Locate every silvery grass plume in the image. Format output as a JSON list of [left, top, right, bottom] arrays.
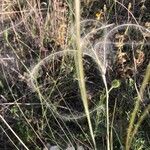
[[80, 20, 114, 74], [28, 19, 115, 150], [27, 20, 150, 150]]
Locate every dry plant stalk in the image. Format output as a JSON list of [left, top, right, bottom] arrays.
[[50, 0, 68, 48], [0, 0, 16, 21]]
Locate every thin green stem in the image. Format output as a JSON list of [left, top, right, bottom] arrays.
[[102, 75, 110, 150]]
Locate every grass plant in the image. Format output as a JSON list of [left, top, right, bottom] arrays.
[[0, 0, 150, 149]]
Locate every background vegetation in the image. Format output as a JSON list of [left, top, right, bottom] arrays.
[[0, 0, 150, 149]]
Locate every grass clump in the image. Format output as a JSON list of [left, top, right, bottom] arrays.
[[0, 0, 150, 149]]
